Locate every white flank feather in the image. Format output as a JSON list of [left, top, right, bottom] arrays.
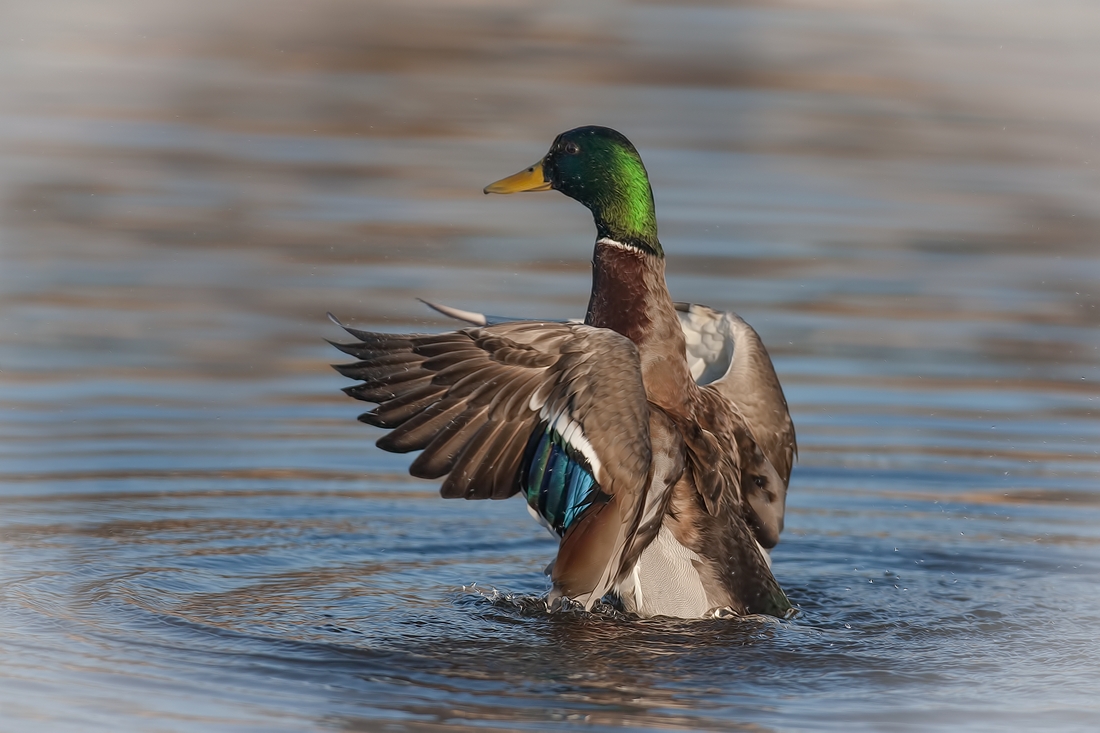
[[539, 404, 604, 482]]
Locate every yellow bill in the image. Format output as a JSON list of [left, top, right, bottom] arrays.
[[483, 159, 551, 194]]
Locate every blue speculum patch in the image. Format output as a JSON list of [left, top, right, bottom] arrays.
[[521, 421, 605, 536]]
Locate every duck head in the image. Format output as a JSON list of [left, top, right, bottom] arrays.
[[485, 126, 662, 257]]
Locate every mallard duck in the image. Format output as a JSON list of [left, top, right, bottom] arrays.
[[331, 126, 796, 618]]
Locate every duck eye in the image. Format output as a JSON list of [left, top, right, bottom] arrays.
[[563, 142, 580, 155]]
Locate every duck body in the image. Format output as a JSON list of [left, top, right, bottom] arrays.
[[427, 299, 795, 554], [332, 126, 795, 618]]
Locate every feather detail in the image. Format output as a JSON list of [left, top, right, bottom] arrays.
[[408, 406, 490, 479], [521, 416, 608, 536]]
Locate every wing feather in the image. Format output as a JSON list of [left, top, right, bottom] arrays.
[[334, 319, 649, 494], [359, 382, 447, 427], [333, 318, 655, 607], [331, 352, 422, 378], [342, 369, 434, 397], [440, 419, 512, 498], [409, 405, 490, 479], [378, 399, 467, 453], [674, 303, 795, 548], [674, 304, 796, 483]]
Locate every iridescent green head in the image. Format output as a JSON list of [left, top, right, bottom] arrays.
[[485, 126, 662, 256]]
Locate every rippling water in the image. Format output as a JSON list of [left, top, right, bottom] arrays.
[[2, 1, 1099, 730]]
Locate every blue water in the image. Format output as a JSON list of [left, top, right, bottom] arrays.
[[1, 1, 1099, 730]]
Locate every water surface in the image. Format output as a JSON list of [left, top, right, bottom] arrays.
[[1, 1, 1099, 730]]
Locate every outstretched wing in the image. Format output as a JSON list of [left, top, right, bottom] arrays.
[[420, 299, 796, 548], [330, 317, 661, 606], [674, 303, 796, 547]]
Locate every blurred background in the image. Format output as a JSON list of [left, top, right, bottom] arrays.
[[1, 1, 1098, 731]]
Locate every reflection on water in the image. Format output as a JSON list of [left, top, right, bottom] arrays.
[[1, 0, 1099, 731]]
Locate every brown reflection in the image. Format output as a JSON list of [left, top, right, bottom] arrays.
[[0, 468, 421, 485], [801, 484, 1100, 513], [788, 373, 1100, 397], [0, 485, 437, 506], [907, 488, 1100, 508], [802, 442, 1100, 469]]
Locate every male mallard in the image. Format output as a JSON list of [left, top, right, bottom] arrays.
[[331, 126, 796, 618]]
